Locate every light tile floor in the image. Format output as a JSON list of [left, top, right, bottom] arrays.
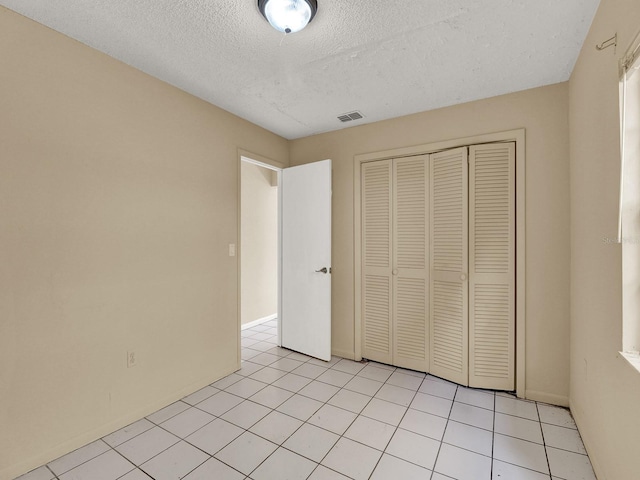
[[16, 320, 597, 480]]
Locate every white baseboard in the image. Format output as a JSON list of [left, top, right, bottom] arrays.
[[570, 401, 606, 480], [525, 389, 570, 407], [331, 349, 355, 360], [241, 313, 277, 330]]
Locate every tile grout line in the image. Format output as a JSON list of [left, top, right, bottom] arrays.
[[44, 465, 58, 480], [245, 359, 437, 478], [537, 401, 554, 479], [431, 392, 500, 461], [87, 432, 158, 480], [302, 363, 396, 480], [111, 452, 150, 480], [45, 439, 115, 479], [428, 383, 459, 480], [491, 391, 496, 479], [240, 352, 506, 475], [191, 345, 377, 478], [242, 359, 378, 479], [148, 338, 292, 478], [310, 367, 440, 478], [364, 371, 425, 479], [110, 425, 187, 479], [111, 381, 279, 478]]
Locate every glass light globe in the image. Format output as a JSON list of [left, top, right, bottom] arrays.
[[264, 0, 313, 34]]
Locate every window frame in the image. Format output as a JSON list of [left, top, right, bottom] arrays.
[[619, 30, 640, 368]]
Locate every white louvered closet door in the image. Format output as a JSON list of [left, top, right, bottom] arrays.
[[429, 147, 469, 385], [361, 160, 393, 365], [392, 156, 429, 372], [469, 143, 515, 390]]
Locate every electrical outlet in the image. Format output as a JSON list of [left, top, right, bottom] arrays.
[[229, 243, 236, 257], [127, 350, 137, 368]]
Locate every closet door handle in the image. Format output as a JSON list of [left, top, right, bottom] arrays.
[[392, 269, 399, 276], [460, 273, 467, 281]]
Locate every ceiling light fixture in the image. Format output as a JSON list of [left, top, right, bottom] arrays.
[[258, 0, 318, 34]]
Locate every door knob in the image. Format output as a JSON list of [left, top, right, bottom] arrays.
[[460, 273, 467, 281], [315, 267, 328, 274], [392, 269, 398, 275]]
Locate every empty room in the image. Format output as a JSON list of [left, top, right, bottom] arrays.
[[1, 1, 639, 479]]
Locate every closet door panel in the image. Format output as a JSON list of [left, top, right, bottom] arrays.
[[430, 147, 469, 385], [362, 160, 393, 364], [469, 143, 515, 390], [393, 156, 429, 371]]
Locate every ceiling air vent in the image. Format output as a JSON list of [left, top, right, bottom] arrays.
[[337, 111, 364, 123]]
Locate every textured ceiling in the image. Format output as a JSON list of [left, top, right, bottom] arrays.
[[1, 0, 600, 139]]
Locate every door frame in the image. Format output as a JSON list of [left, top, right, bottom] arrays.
[[237, 150, 285, 367], [353, 129, 526, 398]]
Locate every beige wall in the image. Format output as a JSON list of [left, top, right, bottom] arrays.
[[290, 83, 571, 405], [0, 8, 288, 479], [569, 0, 640, 478], [241, 162, 278, 325], [9, 0, 640, 477]]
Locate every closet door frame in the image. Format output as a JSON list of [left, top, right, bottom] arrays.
[[354, 129, 526, 398]]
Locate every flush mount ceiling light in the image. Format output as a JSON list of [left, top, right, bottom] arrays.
[[258, 0, 318, 34]]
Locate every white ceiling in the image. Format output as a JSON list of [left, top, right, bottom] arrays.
[[2, 0, 600, 140]]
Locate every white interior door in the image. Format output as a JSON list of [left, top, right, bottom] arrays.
[[281, 160, 332, 361]]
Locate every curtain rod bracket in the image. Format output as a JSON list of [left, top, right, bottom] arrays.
[[596, 33, 617, 52]]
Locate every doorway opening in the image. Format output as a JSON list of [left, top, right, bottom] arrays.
[[238, 154, 333, 365], [240, 156, 282, 356]]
